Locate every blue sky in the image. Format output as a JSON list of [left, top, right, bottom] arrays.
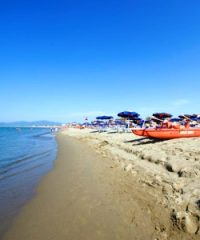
[[0, 0, 200, 122]]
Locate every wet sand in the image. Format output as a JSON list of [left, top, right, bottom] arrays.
[[3, 133, 199, 239]]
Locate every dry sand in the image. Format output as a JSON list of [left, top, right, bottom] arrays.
[[62, 128, 200, 238], [3, 129, 200, 240]]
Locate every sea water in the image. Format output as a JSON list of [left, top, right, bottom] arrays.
[[0, 127, 57, 237]]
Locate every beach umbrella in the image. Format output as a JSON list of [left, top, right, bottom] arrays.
[[180, 114, 197, 118], [117, 111, 140, 128], [117, 111, 139, 118], [178, 114, 197, 120], [152, 113, 172, 119], [96, 116, 113, 120], [95, 117, 112, 129], [169, 118, 182, 122], [192, 114, 198, 117], [190, 118, 199, 122], [178, 115, 186, 119], [190, 115, 198, 121]]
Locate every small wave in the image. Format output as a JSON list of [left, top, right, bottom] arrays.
[[0, 150, 52, 176], [0, 162, 48, 181], [0, 150, 50, 164], [0, 154, 27, 164], [31, 131, 52, 138]]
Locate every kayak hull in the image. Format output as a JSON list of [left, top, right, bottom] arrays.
[[131, 128, 148, 137], [132, 128, 200, 139]]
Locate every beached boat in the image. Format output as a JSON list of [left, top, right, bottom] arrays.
[[131, 128, 149, 137], [132, 127, 200, 139]]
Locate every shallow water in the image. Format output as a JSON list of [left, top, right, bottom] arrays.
[[0, 127, 57, 237]]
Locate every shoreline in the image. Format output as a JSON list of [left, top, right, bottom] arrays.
[[3, 130, 200, 239], [0, 128, 57, 239]]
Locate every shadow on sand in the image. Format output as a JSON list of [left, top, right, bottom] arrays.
[[124, 137, 169, 145]]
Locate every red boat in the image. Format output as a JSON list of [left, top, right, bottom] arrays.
[[131, 128, 149, 137], [132, 127, 200, 139]]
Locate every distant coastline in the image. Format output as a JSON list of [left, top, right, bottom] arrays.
[[0, 121, 62, 128]]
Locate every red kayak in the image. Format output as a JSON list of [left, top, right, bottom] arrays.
[[132, 127, 200, 139]]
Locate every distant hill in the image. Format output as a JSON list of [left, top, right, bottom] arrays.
[[0, 121, 62, 127]]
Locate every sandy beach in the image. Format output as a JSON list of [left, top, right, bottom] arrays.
[[3, 129, 200, 240]]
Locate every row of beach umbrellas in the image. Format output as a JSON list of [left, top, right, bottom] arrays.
[[80, 111, 200, 127], [95, 111, 142, 128], [96, 111, 140, 120], [94, 112, 200, 125]]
